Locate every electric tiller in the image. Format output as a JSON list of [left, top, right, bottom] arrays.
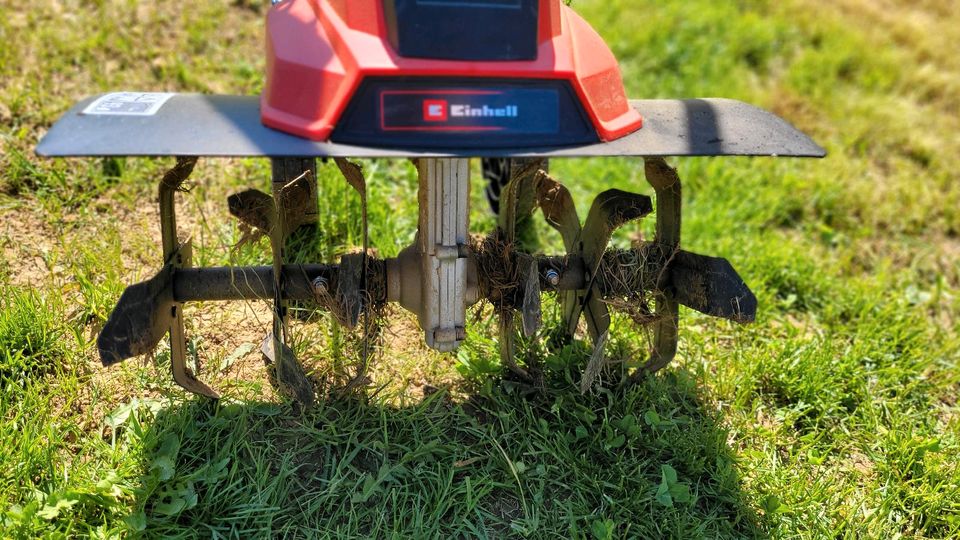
[[37, 0, 824, 403]]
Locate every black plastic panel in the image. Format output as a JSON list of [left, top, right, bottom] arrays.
[[331, 78, 599, 149], [383, 0, 538, 61]]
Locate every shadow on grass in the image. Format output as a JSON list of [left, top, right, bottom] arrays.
[[129, 369, 765, 538]]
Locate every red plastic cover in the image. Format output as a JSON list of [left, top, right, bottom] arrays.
[[261, 0, 642, 143]]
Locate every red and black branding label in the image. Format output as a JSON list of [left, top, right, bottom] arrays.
[[379, 89, 560, 133], [331, 78, 599, 149]]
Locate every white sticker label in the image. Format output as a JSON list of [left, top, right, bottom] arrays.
[[82, 92, 175, 116]]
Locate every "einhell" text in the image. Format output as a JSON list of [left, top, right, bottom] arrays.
[[450, 104, 519, 118]]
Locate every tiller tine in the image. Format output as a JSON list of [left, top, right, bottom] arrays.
[[566, 189, 653, 342], [227, 189, 273, 231], [636, 157, 682, 376], [495, 159, 547, 377], [521, 259, 542, 337], [668, 251, 757, 323], [160, 159, 220, 398], [98, 158, 218, 399], [260, 333, 314, 405], [334, 159, 378, 394], [264, 164, 316, 406], [535, 171, 581, 251], [534, 171, 581, 347], [98, 265, 175, 367], [227, 188, 272, 246], [96, 243, 217, 399]]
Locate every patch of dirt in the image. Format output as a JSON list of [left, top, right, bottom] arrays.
[[847, 451, 875, 481], [0, 206, 61, 287], [187, 299, 278, 402], [363, 306, 464, 404]]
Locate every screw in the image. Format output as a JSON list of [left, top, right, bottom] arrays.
[[545, 269, 560, 287], [312, 276, 329, 295]]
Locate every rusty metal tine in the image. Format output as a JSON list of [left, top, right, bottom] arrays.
[[639, 157, 682, 375], [496, 159, 543, 376], [580, 190, 653, 279], [534, 171, 582, 342], [522, 259, 542, 337], [498, 159, 544, 244], [267, 173, 284, 348], [272, 158, 319, 234], [534, 171, 581, 252], [334, 158, 368, 270], [159, 157, 218, 399], [169, 303, 218, 398], [499, 310, 516, 371], [567, 189, 653, 341], [498, 309, 530, 379], [267, 159, 315, 405], [334, 159, 374, 388], [159, 157, 197, 257], [335, 254, 364, 329]]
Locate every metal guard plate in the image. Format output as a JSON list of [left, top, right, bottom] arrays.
[[36, 94, 825, 158]]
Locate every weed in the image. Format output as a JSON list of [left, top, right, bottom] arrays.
[[0, 288, 68, 389]]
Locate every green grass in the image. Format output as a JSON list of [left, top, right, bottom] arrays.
[[2, 0, 959, 537]]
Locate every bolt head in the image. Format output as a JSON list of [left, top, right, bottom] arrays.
[[312, 277, 329, 295], [545, 269, 561, 287]]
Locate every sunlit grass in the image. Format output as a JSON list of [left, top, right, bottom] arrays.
[[0, 0, 958, 537]]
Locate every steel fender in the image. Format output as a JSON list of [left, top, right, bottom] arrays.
[[37, 94, 825, 158]]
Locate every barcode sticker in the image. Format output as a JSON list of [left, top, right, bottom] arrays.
[[82, 92, 175, 116]]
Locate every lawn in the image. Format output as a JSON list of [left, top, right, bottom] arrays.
[[1, 0, 958, 538]]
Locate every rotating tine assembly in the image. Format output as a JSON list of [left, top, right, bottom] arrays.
[[37, 0, 824, 402]]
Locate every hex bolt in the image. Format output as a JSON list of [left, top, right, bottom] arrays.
[[544, 269, 561, 287], [312, 276, 329, 296]]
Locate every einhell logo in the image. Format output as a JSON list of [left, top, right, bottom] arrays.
[[423, 100, 448, 122], [380, 87, 558, 134], [423, 99, 520, 122]]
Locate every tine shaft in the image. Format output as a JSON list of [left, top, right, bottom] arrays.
[[494, 159, 544, 375]]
